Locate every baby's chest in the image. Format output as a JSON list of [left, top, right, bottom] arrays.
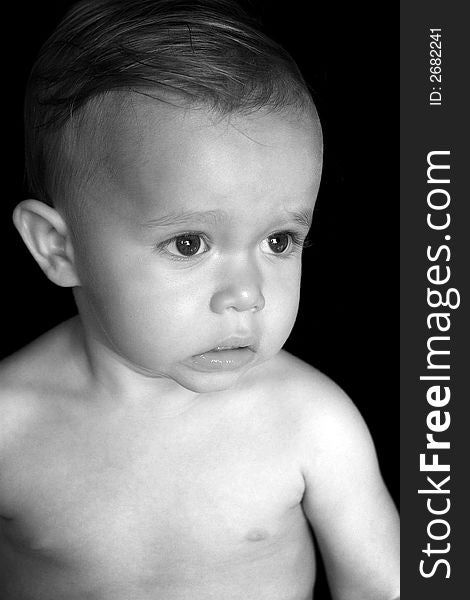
[[5, 436, 305, 575]]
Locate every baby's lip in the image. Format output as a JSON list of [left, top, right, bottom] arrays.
[[203, 335, 257, 353], [188, 335, 257, 372]]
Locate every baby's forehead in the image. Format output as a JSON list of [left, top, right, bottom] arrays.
[[69, 93, 322, 213], [104, 93, 320, 161]]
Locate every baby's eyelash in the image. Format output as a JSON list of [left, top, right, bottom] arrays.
[[287, 231, 311, 248], [154, 230, 311, 261], [272, 231, 311, 252], [260, 230, 311, 258], [155, 232, 210, 260]]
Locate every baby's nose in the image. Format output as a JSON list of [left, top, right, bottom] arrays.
[[210, 280, 265, 314]]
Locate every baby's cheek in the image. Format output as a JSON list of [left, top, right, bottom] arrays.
[[265, 283, 300, 337], [271, 271, 300, 309]]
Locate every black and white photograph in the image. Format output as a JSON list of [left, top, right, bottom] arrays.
[[1, 2, 402, 599]]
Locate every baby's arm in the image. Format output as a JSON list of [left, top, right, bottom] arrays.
[[296, 372, 399, 600]]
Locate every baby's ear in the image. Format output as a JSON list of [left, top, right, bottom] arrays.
[[12, 200, 80, 288]]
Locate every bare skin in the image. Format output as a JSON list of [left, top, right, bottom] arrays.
[[0, 319, 398, 600], [2, 105, 399, 598], [0, 320, 316, 600]]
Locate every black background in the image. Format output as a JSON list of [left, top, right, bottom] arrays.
[[1, 2, 397, 598]]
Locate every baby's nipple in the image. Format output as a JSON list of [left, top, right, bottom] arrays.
[[244, 528, 269, 542]]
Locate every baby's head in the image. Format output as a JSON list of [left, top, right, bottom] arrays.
[[17, 0, 323, 393]]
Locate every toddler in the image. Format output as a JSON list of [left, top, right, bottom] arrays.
[[0, 1, 399, 598]]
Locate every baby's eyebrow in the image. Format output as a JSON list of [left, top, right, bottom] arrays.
[[141, 210, 229, 228], [287, 210, 313, 230], [141, 208, 313, 229]]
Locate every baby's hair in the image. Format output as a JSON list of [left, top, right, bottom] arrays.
[[24, 0, 314, 209]]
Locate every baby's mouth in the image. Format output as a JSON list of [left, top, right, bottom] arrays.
[[189, 336, 257, 371], [207, 335, 257, 353], [212, 343, 251, 352]]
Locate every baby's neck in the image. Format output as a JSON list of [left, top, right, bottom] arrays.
[[63, 316, 202, 413]]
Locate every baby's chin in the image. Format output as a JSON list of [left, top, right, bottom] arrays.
[[115, 341, 283, 395], [169, 366, 256, 395], [166, 353, 272, 395]]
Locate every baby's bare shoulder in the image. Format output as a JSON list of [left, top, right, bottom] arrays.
[[0, 362, 48, 460], [254, 350, 356, 419], [250, 351, 373, 456], [0, 365, 46, 515], [269, 354, 399, 599], [0, 319, 80, 452], [0, 317, 82, 389]]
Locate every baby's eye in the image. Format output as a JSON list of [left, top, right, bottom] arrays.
[[162, 234, 209, 258], [261, 232, 293, 255]]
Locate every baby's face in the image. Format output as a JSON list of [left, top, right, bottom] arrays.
[[71, 102, 322, 393]]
